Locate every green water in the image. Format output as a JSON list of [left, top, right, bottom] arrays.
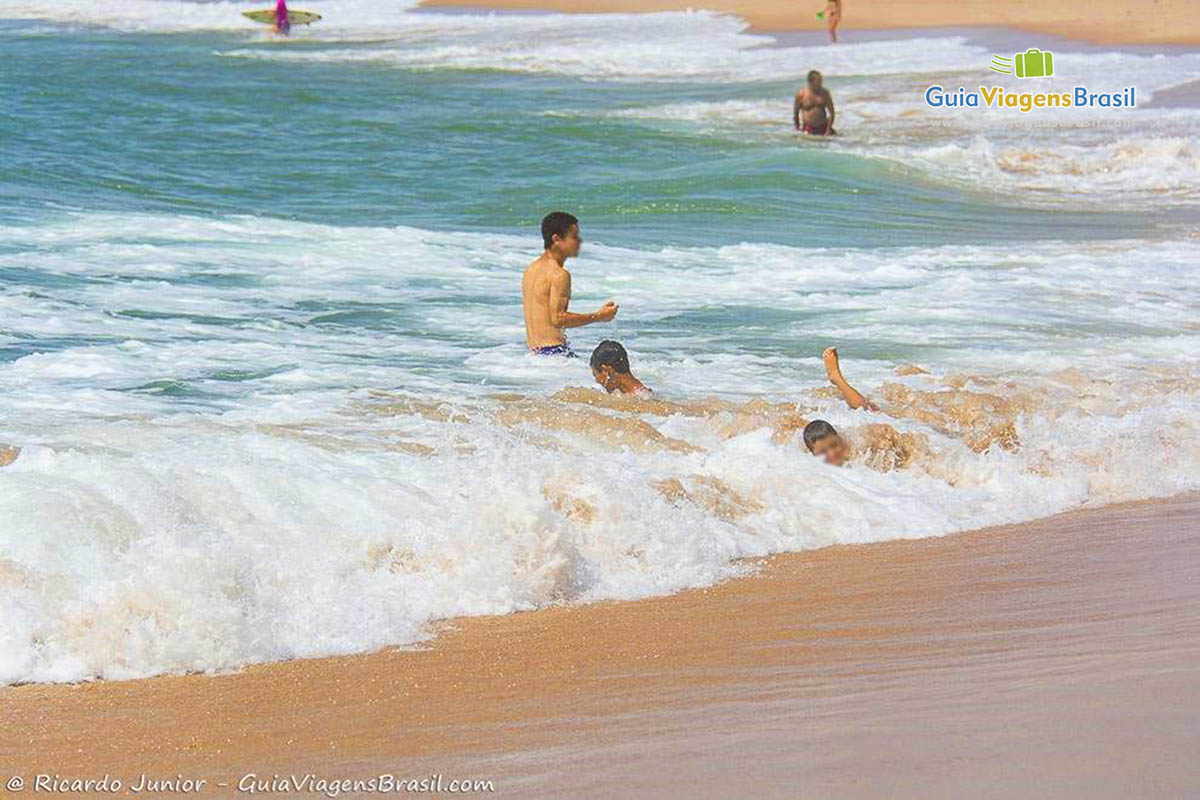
[[1, 22, 1167, 249]]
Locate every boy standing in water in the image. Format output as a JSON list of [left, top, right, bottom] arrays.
[[522, 212, 619, 356], [794, 70, 837, 135]]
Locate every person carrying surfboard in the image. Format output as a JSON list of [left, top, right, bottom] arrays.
[[274, 0, 290, 35], [242, 3, 320, 30]]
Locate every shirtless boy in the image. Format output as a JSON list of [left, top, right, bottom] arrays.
[[794, 70, 836, 136], [522, 212, 618, 356]]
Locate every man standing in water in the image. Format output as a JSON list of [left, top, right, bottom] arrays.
[[794, 70, 836, 135], [522, 212, 618, 356]]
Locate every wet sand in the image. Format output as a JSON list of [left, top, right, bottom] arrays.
[[3, 494, 1197, 798], [418, 0, 1200, 44]]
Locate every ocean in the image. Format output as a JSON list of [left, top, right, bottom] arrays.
[[0, 0, 1197, 684]]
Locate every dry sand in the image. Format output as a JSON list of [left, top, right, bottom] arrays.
[[418, 0, 1200, 44], [2, 494, 1197, 798]]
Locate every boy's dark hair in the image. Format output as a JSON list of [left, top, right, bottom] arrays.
[[590, 340, 631, 374], [807, 69, 821, 83], [541, 211, 579, 249], [802, 419, 838, 451]]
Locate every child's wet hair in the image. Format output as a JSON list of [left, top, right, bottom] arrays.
[[803, 419, 839, 451], [590, 340, 631, 374]]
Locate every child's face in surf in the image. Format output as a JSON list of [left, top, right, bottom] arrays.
[[592, 366, 618, 393], [809, 433, 848, 466]]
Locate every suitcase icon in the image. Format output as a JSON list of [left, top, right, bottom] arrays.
[[1014, 48, 1054, 78]]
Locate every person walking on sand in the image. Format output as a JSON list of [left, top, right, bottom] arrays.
[[522, 212, 618, 357], [821, 0, 841, 43], [794, 70, 836, 135]]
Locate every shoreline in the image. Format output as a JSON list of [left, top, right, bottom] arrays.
[[4, 492, 1198, 797], [416, 0, 1200, 45]]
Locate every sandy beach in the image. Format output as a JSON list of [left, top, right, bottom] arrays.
[[3, 493, 1197, 798], [418, 0, 1200, 43]]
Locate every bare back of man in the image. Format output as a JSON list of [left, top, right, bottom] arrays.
[[522, 212, 618, 354]]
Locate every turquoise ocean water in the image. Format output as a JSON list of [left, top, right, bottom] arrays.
[[1, 1, 1198, 683]]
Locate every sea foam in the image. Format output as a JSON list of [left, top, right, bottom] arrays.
[[0, 213, 1197, 684]]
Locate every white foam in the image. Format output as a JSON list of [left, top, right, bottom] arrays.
[[2, 366, 1196, 685], [1, 212, 1197, 684], [2, 212, 1197, 400], [877, 133, 1200, 205], [576, 91, 1200, 207]]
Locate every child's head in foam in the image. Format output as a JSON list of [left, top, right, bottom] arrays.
[[803, 419, 848, 466]]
